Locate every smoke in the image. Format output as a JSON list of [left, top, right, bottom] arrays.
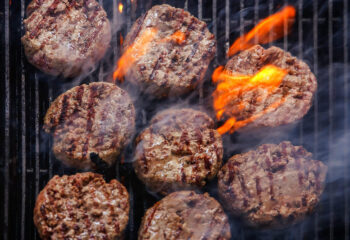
[[33, 0, 350, 238]]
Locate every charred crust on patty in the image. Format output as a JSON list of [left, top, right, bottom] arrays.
[[138, 191, 231, 240], [33, 172, 129, 239], [133, 108, 223, 195], [22, 0, 111, 77], [221, 45, 317, 131], [122, 4, 216, 98], [218, 141, 327, 228], [44, 82, 135, 170]]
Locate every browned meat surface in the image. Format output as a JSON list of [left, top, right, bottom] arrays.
[[218, 141, 327, 228], [138, 191, 231, 240], [34, 172, 129, 239], [222, 45, 317, 131], [22, 0, 111, 77], [44, 82, 135, 170], [133, 108, 223, 195], [123, 4, 216, 98]]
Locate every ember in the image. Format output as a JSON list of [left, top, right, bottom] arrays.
[[228, 5, 296, 57], [213, 65, 287, 134]]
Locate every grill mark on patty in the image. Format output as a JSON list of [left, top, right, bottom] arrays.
[[265, 156, 272, 168], [96, 103, 109, 147], [181, 166, 186, 182], [195, 129, 202, 144], [126, 12, 148, 47], [255, 176, 262, 198], [180, 130, 189, 145], [185, 25, 207, 63], [227, 162, 235, 183], [143, 202, 160, 234], [29, 0, 61, 39], [204, 156, 211, 171], [298, 172, 304, 186], [238, 175, 248, 197], [58, 95, 70, 127], [67, 140, 77, 157], [82, 85, 99, 158], [268, 172, 274, 200], [183, 18, 196, 37], [111, 113, 121, 149], [149, 52, 165, 81], [81, 24, 104, 54], [140, 153, 148, 174], [73, 85, 85, 114]]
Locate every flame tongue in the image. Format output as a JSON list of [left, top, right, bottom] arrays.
[[228, 5, 296, 57], [113, 28, 158, 82], [113, 29, 187, 82], [213, 65, 287, 134]]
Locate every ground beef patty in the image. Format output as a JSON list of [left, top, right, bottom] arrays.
[[34, 172, 129, 239], [22, 0, 111, 77], [122, 4, 216, 98], [221, 45, 317, 131], [218, 141, 327, 228], [138, 191, 231, 240], [44, 82, 135, 170], [134, 108, 223, 195]]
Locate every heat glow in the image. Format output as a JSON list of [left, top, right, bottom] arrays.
[[228, 5, 296, 57], [113, 29, 187, 82], [113, 28, 158, 82], [212, 65, 287, 134], [118, 3, 124, 13]]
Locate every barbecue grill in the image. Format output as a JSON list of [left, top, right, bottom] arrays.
[[1, 0, 349, 239]]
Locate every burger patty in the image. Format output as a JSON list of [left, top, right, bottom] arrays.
[[218, 141, 327, 228], [138, 191, 231, 240], [22, 0, 111, 77], [134, 108, 223, 195], [123, 4, 216, 98], [44, 82, 135, 170], [221, 45, 317, 131], [34, 172, 129, 239]]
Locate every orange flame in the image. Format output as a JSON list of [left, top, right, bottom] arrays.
[[228, 5, 296, 57], [113, 28, 158, 82], [120, 33, 124, 46], [113, 29, 187, 82], [164, 30, 186, 44], [118, 3, 123, 13], [212, 65, 287, 134]]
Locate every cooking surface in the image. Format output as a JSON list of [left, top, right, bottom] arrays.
[[0, 0, 349, 239]]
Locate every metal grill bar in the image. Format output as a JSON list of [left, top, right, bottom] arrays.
[[34, 73, 40, 239], [212, 0, 217, 65], [225, 0, 230, 56], [20, 0, 26, 239], [283, 0, 288, 51], [298, 0, 304, 147], [312, 0, 319, 239], [343, 0, 349, 239], [328, 0, 334, 239], [3, 0, 10, 238], [198, 0, 202, 20]]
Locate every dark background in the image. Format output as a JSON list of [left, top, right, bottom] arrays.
[[0, 0, 349, 239]]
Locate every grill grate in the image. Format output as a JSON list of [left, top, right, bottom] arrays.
[[1, 0, 349, 239]]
